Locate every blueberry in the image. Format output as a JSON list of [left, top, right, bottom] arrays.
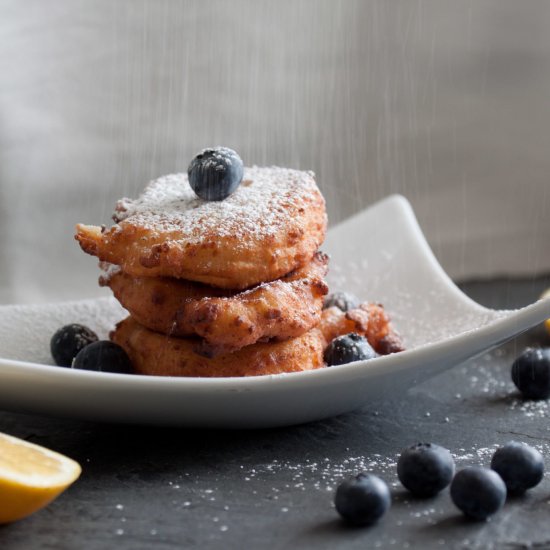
[[397, 443, 455, 497], [72, 341, 133, 374], [511, 348, 550, 399], [324, 333, 377, 366], [491, 441, 544, 494], [334, 473, 391, 526], [450, 467, 506, 520], [323, 291, 360, 312], [50, 324, 98, 367], [187, 147, 244, 201]]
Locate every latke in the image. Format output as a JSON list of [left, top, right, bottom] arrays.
[[111, 317, 325, 377], [76, 167, 327, 289]]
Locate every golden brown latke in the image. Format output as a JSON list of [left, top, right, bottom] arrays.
[[319, 304, 404, 355], [111, 317, 325, 377], [102, 252, 329, 356], [76, 167, 327, 289]]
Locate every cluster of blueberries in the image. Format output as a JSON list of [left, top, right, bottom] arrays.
[[335, 440, 544, 526], [50, 324, 132, 373], [330, 291, 550, 527]]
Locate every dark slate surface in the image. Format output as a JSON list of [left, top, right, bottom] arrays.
[[1, 276, 550, 550]]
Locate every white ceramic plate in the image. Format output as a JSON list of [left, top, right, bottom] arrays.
[[0, 195, 549, 428]]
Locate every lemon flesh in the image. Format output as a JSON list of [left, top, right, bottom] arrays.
[[0, 432, 81, 523]]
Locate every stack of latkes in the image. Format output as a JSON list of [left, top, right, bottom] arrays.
[[75, 157, 403, 377], [75, 164, 334, 377]]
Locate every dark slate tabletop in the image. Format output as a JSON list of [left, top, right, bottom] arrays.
[[2, 275, 550, 550]]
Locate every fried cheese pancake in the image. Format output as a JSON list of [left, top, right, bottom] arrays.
[[111, 317, 325, 377], [76, 167, 327, 289], [319, 304, 404, 355], [102, 252, 329, 356]]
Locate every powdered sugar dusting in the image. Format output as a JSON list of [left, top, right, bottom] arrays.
[[98, 262, 122, 286], [113, 166, 321, 245], [0, 297, 126, 364], [191, 146, 240, 171]]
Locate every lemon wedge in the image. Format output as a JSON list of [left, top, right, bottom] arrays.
[[0, 432, 81, 523]]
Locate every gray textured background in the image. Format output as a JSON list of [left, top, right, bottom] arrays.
[[1, 0, 549, 303]]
